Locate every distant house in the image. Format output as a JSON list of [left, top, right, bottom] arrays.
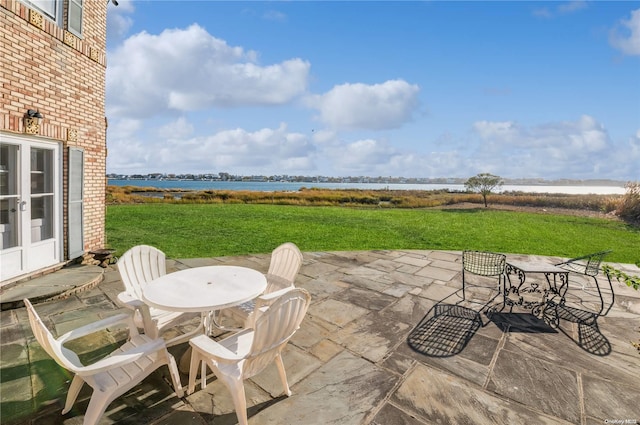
[[1, 0, 109, 284]]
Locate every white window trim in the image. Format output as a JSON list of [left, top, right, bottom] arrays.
[[20, 0, 83, 38], [21, 0, 62, 25]]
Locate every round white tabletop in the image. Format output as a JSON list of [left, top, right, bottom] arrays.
[[142, 266, 267, 313]]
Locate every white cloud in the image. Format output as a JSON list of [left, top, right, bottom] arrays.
[[108, 117, 141, 139], [106, 0, 134, 42], [473, 121, 522, 145], [471, 115, 617, 178], [107, 122, 316, 175], [106, 131, 154, 172], [315, 137, 464, 178], [474, 115, 609, 152], [307, 80, 420, 131], [557, 1, 587, 14], [157, 117, 194, 140], [107, 24, 310, 118], [263, 10, 287, 22], [609, 9, 640, 56], [311, 129, 338, 145], [608, 130, 640, 180], [333, 139, 397, 173], [106, 112, 637, 180], [533, 1, 587, 18], [630, 130, 640, 162]]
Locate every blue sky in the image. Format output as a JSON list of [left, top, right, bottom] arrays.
[[105, 1, 640, 180]]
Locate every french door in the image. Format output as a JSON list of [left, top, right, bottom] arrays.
[[1, 134, 61, 282]]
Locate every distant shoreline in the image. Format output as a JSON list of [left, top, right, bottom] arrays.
[[107, 179, 627, 195], [108, 177, 628, 186]]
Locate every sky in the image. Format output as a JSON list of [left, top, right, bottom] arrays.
[[105, 1, 640, 181]]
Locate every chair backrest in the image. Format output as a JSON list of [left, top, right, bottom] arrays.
[[266, 242, 303, 289], [118, 245, 166, 300], [463, 250, 506, 276], [243, 288, 311, 378], [556, 250, 611, 277], [24, 298, 82, 372], [583, 252, 608, 276]]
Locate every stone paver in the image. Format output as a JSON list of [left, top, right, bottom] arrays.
[[393, 365, 573, 425], [2, 250, 639, 425]]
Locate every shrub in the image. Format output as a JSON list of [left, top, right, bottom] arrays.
[[106, 185, 625, 215], [602, 264, 640, 290], [616, 181, 640, 224]]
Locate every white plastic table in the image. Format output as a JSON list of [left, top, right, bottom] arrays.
[[142, 265, 267, 372], [142, 265, 267, 314]]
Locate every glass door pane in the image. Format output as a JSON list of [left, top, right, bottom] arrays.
[[30, 148, 54, 242], [0, 144, 19, 249]]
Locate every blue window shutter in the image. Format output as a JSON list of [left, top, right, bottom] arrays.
[[68, 147, 84, 259]]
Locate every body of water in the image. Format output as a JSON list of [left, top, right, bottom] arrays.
[[108, 179, 627, 195]]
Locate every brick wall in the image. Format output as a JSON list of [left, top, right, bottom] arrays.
[[0, 0, 107, 258]]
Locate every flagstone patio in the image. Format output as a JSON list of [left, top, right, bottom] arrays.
[[1, 249, 639, 424]]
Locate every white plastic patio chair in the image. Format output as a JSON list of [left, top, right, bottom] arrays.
[[23, 298, 184, 425], [117, 245, 199, 345], [220, 242, 303, 328], [187, 288, 311, 425]]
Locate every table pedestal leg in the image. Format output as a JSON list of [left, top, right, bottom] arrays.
[[179, 347, 192, 374], [177, 312, 208, 374]]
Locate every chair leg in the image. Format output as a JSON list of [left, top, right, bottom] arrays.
[[188, 349, 201, 395], [274, 353, 292, 396], [601, 273, 615, 317], [81, 391, 112, 425], [201, 360, 207, 390], [62, 374, 84, 414], [224, 377, 249, 425], [137, 305, 159, 339], [164, 349, 184, 398], [461, 270, 466, 300]]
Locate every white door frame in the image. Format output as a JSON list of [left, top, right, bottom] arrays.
[[0, 133, 63, 283]]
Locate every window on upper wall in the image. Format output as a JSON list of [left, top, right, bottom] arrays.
[[22, 0, 59, 22], [67, 0, 83, 37], [20, 0, 83, 37]]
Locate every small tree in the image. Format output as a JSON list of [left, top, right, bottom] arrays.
[[465, 173, 504, 207]]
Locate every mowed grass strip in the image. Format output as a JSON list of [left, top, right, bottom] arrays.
[[107, 204, 639, 264]]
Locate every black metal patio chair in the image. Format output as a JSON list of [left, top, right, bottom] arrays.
[[554, 250, 614, 316], [461, 250, 506, 300]]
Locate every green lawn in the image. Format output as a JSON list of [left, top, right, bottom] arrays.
[[106, 204, 640, 265]]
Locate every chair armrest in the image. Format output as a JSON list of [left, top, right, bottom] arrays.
[[74, 338, 166, 376], [265, 274, 293, 292], [189, 333, 248, 362], [117, 292, 144, 310], [116, 292, 158, 337], [257, 286, 293, 303], [58, 313, 134, 343], [252, 286, 295, 325], [253, 286, 294, 312]]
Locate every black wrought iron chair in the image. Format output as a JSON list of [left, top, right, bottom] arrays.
[[554, 250, 614, 316], [461, 250, 506, 300]]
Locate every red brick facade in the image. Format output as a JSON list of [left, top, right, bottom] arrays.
[[1, 0, 107, 262]]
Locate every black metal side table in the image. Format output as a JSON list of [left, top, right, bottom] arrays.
[[504, 260, 570, 327]]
